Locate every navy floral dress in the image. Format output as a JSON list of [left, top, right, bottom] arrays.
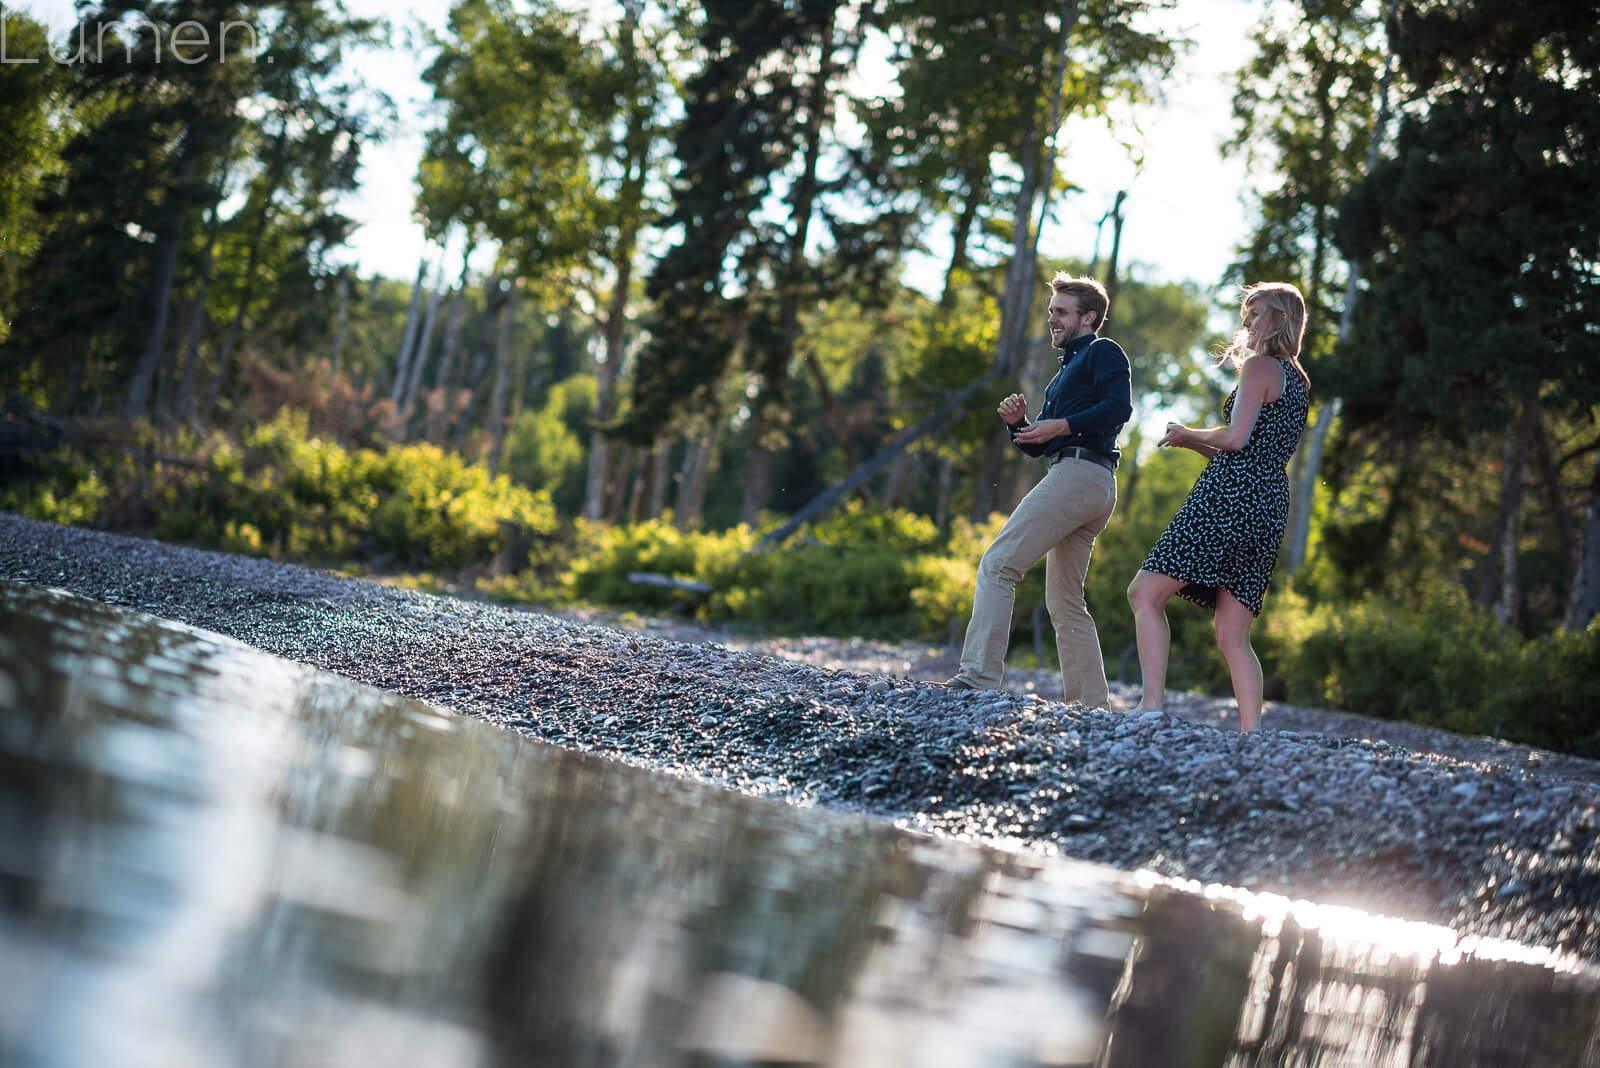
[[1141, 359, 1310, 616]]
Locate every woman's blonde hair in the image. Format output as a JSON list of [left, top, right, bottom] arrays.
[[1220, 281, 1309, 384]]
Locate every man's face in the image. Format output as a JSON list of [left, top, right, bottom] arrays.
[[1047, 293, 1091, 347]]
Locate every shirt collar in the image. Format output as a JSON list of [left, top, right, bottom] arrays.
[[1057, 331, 1097, 365]]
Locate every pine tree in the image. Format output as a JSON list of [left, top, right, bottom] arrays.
[[1335, 0, 1600, 624]]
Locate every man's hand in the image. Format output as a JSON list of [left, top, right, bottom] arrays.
[[996, 393, 1029, 425], [1014, 418, 1069, 445]]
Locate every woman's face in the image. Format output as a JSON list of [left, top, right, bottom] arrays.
[[1243, 301, 1276, 352]]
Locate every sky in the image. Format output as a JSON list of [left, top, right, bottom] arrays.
[[15, 0, 1263, 293]]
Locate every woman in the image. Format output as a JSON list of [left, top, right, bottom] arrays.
[[1127, 282, 1310, 730]]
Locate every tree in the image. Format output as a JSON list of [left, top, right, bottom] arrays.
[[6, 3, 248, 416], [1224, 0, 1402, 574], [1335, 0, 1600, 627], [2, 1, 380, 425], [624, 0, 911, 526], [0, 10, 68, 354], [863, 0, 1177, 520], [569, 0, 678, 521], [419, 0, 669, 478], [202, 0, 380, 421]]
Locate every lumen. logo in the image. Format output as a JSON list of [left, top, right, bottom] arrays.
[[0, 4, 262, 65]]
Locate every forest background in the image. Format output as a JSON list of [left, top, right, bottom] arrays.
[[2, 0, 1598, 754]]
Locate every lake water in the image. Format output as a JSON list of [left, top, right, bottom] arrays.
[[2, 580, 1597, 1067]]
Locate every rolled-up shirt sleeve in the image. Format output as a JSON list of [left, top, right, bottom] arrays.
[[1007, 419, 1050, 457]]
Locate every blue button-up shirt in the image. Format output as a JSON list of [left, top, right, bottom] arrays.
[[1006, 332, 1133, 465]]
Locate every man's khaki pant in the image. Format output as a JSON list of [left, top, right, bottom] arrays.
[[952, 456, 1117, 707]]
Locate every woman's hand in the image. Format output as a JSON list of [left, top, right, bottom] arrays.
[[1158, 422, 1189, 448]]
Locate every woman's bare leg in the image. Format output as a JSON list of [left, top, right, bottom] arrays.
[[1126, 569, 1185, 711], [1214, 590, 1264, 731]]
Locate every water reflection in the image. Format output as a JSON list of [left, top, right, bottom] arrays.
[[2, 580, 1597, 1067]]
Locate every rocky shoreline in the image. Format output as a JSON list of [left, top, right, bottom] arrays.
[[3, 513, 1598, 965]]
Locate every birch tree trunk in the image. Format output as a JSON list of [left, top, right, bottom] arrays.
[[935, 454, 954, 530], [432, 287, 467, 391], [127, 152, 198, 424], [391, 259, 431, 408], [433, 243, 475, 397], [452, 276, 506, 447], [971, 0, 1077, 521], [676, 431, 715, 531], [329, 272, 350, 380], [398, 278, 446, 438], [1564, 448, 1600, 632], [1479, 396, 1539, 628], [626, 447, 650, 522], [484, 290, 515, 474], [970, 101, 1044, 521], [604, 444, 634, 523], [585, 0, 653, 521], [174, 195, 223, 425], [674, 438, 700, 528], [585, 252, 634, 520], [649, 438, 673, 519], [1287, 0, 1401, 573]]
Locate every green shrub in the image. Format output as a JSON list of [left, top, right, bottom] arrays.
[[11, 410, 561, 572], [14, 414, 1599, 757], [564, 505, 975, 638], [0, 463, 106, 527], [1266, 585, 1600, 755], [1484, 623, 1600, 757], [498, 374, 595, 514], [565, 518, 754, 610]]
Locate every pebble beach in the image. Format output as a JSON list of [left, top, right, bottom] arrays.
[[3, 512, 1597, 965]]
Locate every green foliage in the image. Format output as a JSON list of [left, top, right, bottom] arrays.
[[14, 417, 1600, 755], [419, 0, 597, 268], [0, 466, 107, 527], [1265, 585, 1600, 757], [7, 410, 559, 570], [563, 503, 958, 635], [1335, 0, 1600, 431], [499, 373, 595, 512], [1223, 0, 1393, 361], [866, 0, 1179, 292], [0, 9, 67, 352], [564, 517, 753, 611], [3, 0, 384, 419]]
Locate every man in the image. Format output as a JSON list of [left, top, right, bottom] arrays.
[[946, 273, 1132, 708]]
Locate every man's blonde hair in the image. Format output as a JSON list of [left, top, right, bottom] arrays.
[[1048, 273, 1110, 334]]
